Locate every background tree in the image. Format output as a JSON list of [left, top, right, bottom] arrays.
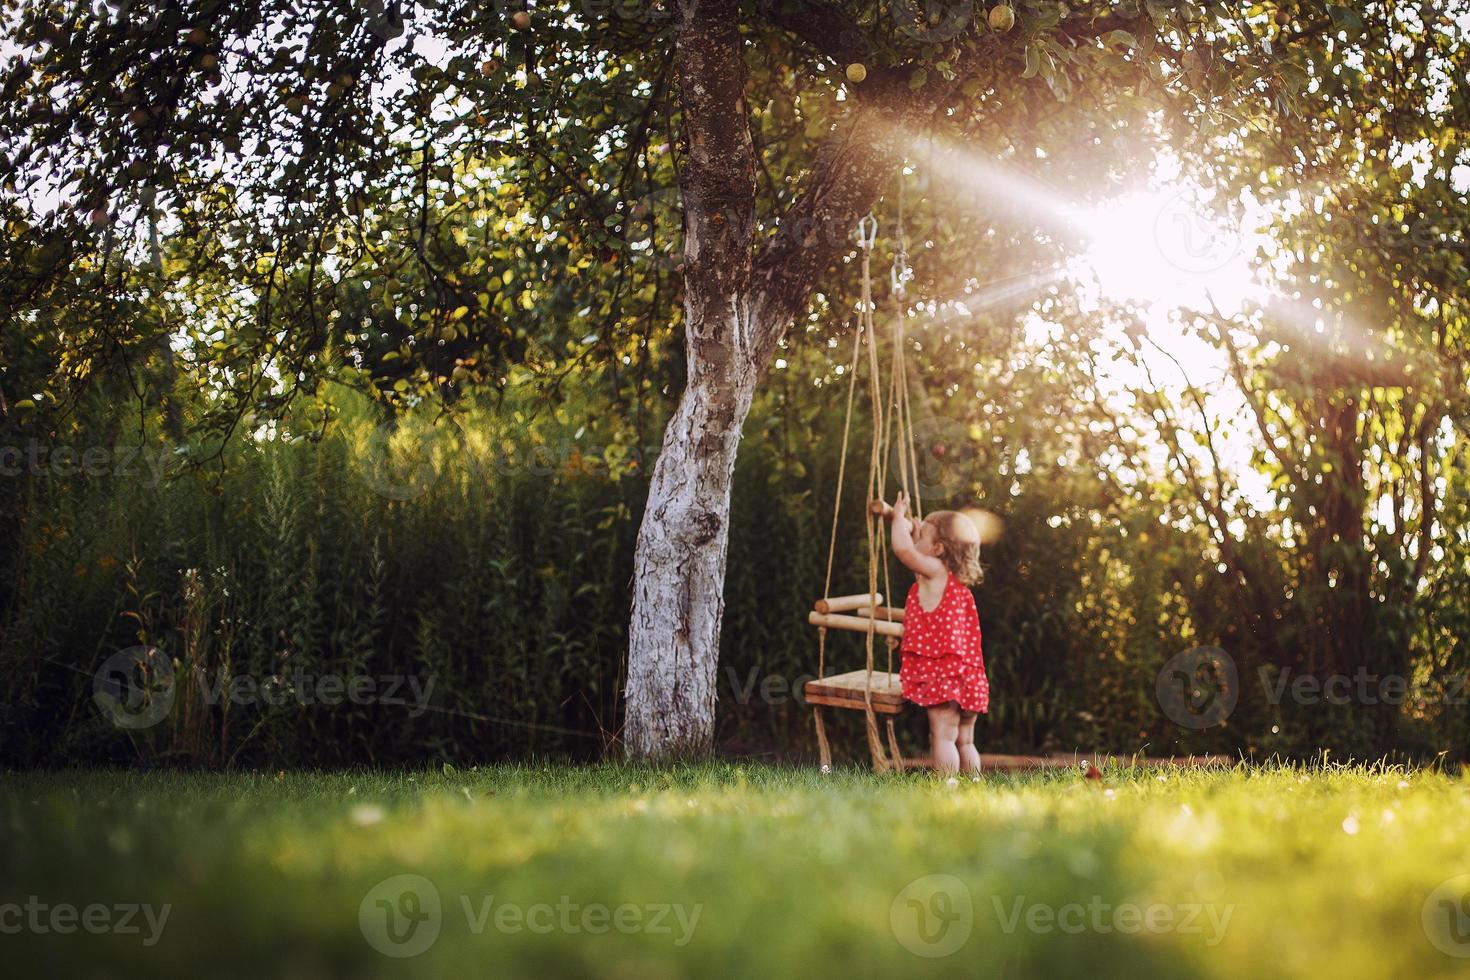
[[1076, 0, 1469, 751], [4, 0, 1464, 760]]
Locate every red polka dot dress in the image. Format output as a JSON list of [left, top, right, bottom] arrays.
[[899, 572, 989, 713]]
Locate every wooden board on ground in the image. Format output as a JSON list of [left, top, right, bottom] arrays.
[[898, 753, 1235, 771], [804, 670, 905, 715]]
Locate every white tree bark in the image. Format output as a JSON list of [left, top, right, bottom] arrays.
[[624, 337, 759, 757], [622, 0, 763, 758]]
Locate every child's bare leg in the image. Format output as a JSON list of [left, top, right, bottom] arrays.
[[927, 703, 961, 774], [957, 711, 981, 776]]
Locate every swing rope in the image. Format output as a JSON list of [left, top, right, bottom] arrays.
[[889, 168, 924, 522], [816, 312, 867, 685], [812, 189, 926, 773], [858, 213, 891, 770]]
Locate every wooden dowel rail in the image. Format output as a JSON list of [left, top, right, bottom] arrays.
[[807, 611, 904, 638], [813, 593, 883, 614]]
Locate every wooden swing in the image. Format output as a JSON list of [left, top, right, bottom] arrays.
[[804, 211, 929, 773], [799, 218, 1236, 778]]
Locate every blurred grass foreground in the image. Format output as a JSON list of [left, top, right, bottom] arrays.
[[4, 761, 1470, 979]]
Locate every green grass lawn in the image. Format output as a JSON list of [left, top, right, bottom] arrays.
[[3, 761, 1469, 978]]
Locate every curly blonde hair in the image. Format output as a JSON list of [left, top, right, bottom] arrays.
[[928, 510, 984, 586]]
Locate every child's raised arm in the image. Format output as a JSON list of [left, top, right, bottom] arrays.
[[887, 491, 947, 581]]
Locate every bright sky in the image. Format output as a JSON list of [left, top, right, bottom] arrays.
[[1064, 159, 1278, 511], [914, 136, 1284, 510]]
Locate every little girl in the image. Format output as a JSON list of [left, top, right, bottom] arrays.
[[887, 490, 988, 776]]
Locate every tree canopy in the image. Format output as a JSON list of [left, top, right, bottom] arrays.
[[3, 1, 1467, 756]]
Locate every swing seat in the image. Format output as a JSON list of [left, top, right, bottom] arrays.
[[805, 667, 908, 772], [803, 669, 905, 714], [806, 594, 908, 770]]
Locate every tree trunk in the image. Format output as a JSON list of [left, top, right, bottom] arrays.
[[624, 324, 760, 757], [623, 0, 761, 758], [622, 0, 934, 758]]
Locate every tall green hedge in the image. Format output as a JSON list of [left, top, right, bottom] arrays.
[[2, 377, 1462, 768]]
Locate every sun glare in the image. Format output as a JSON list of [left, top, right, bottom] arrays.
[[920, 137, 1270, 317], [1072, 188, 1266, 313]]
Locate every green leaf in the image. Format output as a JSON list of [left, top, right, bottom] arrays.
[[908, 68, 928, 91], [1023, 45, 1040, 79], [1278, 61, 1308, 96], [1327, 4, 1365, 37]]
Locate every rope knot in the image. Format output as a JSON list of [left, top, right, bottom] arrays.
[[890, 248, 911, 299]]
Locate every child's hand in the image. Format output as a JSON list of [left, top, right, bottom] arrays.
[[892, 490, 910, 522]]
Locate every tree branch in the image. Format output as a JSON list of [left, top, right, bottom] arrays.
[[673, 0, 759, 374], [1057, 11, 1150, 43], [748, 33, 1005, 368]]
